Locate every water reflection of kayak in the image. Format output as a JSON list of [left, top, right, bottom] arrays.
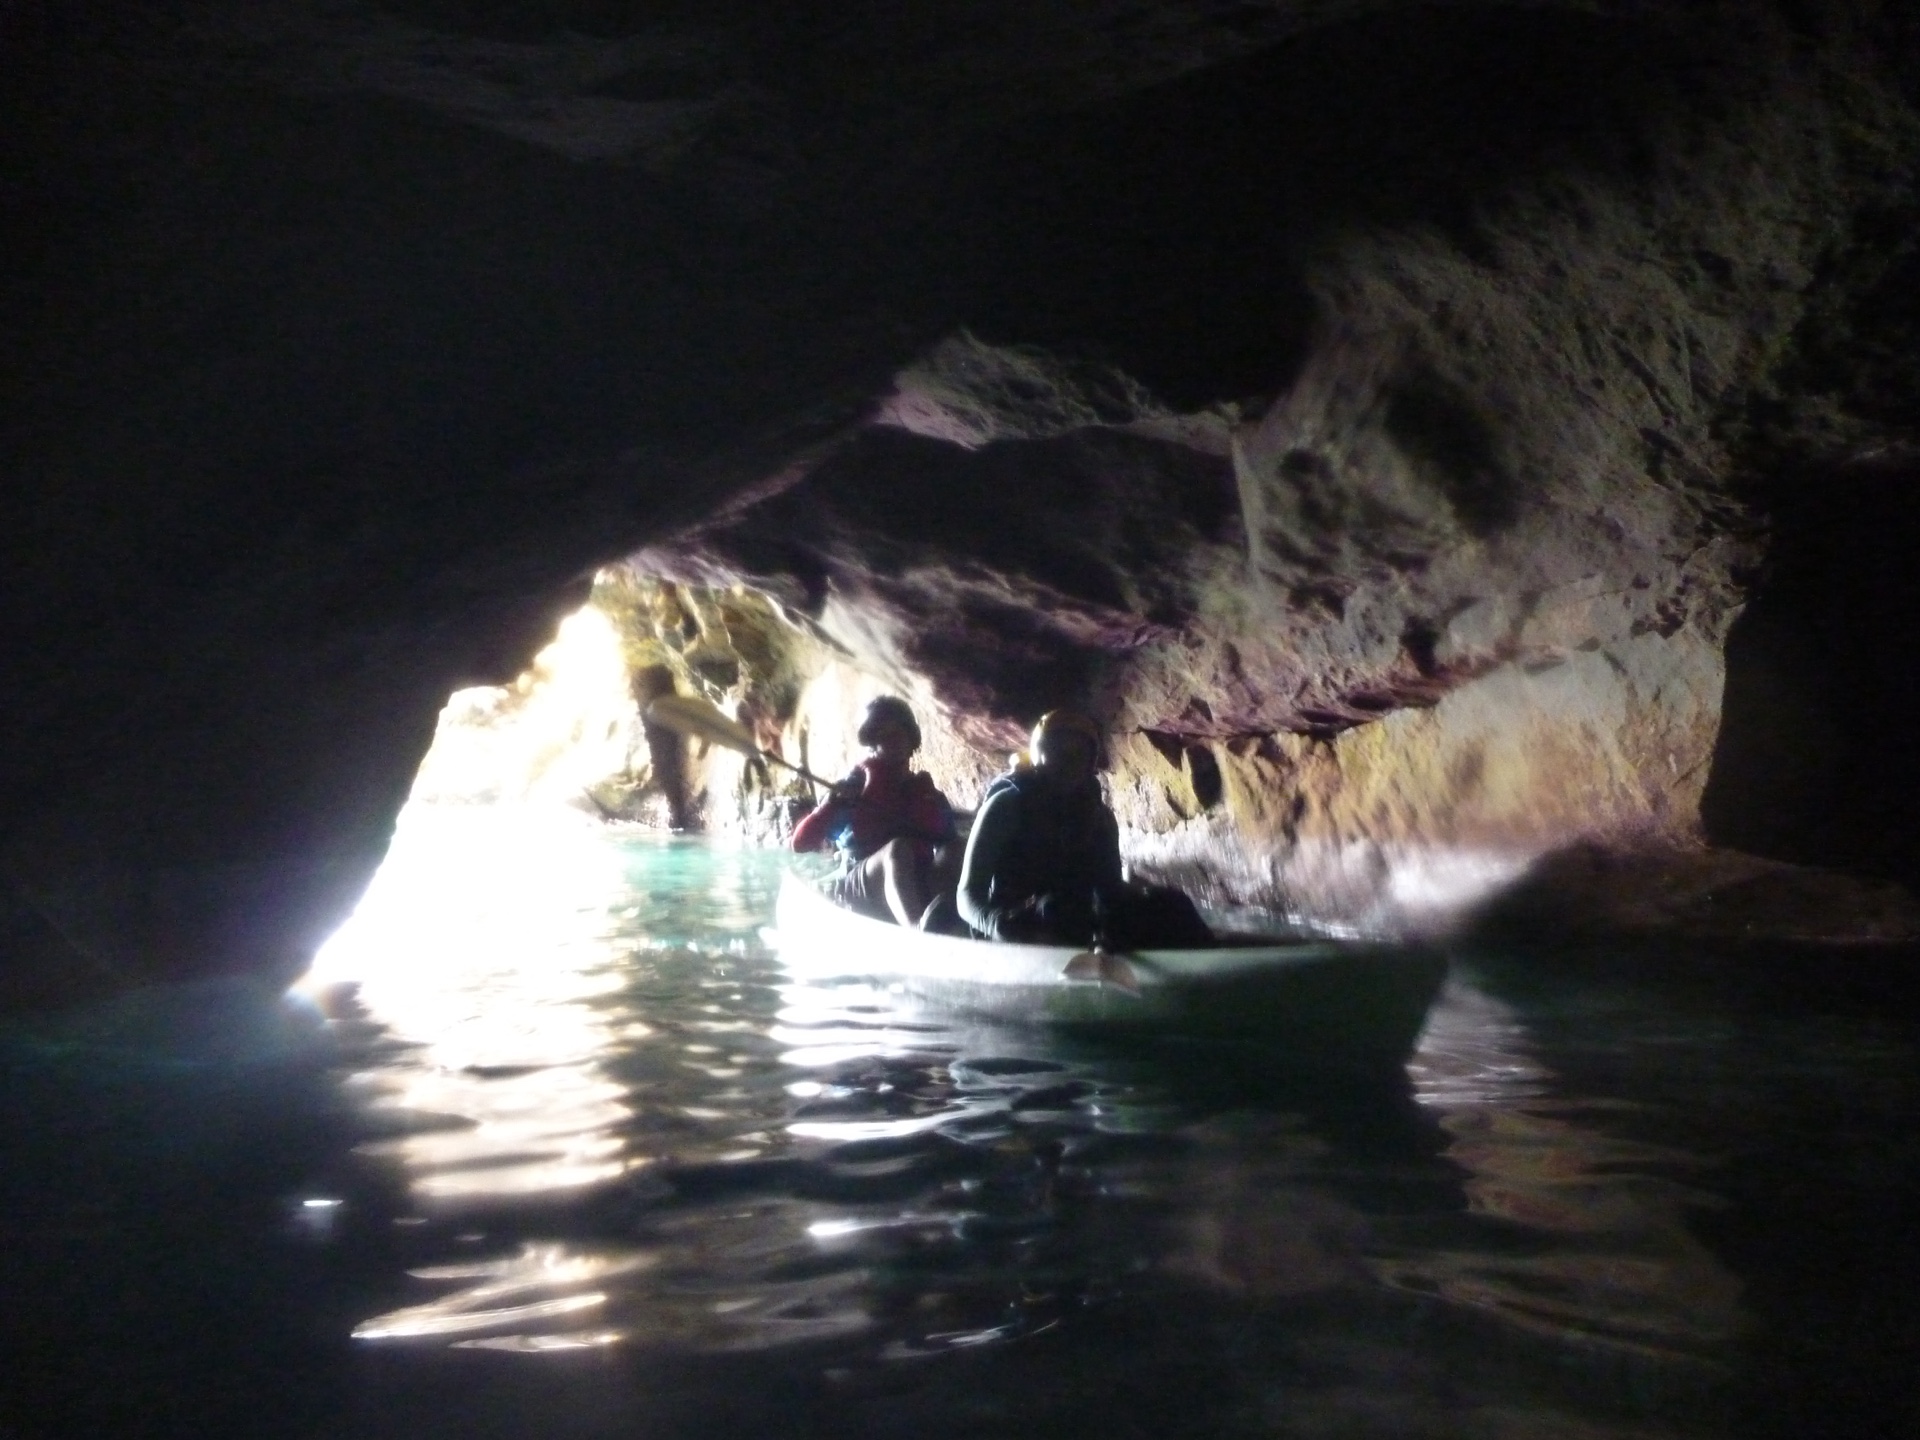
[[772, 872, 1449, 1072]]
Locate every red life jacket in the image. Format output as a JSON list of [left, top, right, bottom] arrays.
[[791, 758, 953, 862]]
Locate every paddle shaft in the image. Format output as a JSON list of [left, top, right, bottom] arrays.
[[645, 696, 841, 791], [676, 722, 840, 792], [755, 750, 841, 792]]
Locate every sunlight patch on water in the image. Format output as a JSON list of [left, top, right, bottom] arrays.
[[306, 806, 640, 1200], [353, 1242, 654, 1342]]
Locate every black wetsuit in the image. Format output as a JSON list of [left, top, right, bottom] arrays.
[[957, 766, 1124, 944]]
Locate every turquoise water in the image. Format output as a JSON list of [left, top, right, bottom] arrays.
[[2, 808, 1916, 1438]]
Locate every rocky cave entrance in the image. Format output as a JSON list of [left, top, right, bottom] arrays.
[[13, 7, 1920, 1436], [10, 1, 1920, 1011], [359, 570, 999, 844]]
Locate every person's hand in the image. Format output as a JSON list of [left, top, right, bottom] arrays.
[[991, 897, 1051, 943], [1048, 892, 1099, 943], [992, 893, 1094, 944]]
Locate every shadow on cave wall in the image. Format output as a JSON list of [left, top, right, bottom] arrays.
[[1703, 462, 1920, 884]]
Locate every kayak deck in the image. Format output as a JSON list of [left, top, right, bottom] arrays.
[[771, 873, 1447, 1069]]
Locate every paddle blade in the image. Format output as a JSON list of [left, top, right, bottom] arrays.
[[1062, 951, 1142, 996], [643, 694, 760, 756], [1063, 952, 1103, 983]]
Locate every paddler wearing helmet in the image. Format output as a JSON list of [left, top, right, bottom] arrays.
[[956, 709, 1212, 948], [791, 695, 956, 927]]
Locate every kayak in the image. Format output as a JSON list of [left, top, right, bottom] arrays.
[[771, 872, 1448, 1070]]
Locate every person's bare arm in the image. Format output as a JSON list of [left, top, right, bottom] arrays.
[[956, 789, 1018, 937], [789, 771, 866, 852]]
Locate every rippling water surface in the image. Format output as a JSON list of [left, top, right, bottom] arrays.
[[4, 807, 1917, 1439]]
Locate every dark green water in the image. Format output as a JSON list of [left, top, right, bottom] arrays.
[[3, 808, 1916, 1439]]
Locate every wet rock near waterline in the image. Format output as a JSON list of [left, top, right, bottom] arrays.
[[1108, 625, 1730, 929], [1459, 844, 1920, 994]]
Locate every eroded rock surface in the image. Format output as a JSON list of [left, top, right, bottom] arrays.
[[634, 5, 1920, 930]]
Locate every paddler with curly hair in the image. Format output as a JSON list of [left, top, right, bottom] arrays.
[[791, 695, 956, 927], [957, 709, 1213, 948]]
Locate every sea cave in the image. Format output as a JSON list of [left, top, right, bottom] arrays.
[[4, 3, 1919, 1437]]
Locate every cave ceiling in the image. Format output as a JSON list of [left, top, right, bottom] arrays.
[[4, 0, 1920, 999]]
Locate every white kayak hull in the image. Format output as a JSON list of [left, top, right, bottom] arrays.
[[772, 873, 1447, 1070]]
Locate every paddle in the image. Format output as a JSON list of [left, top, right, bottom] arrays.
[[643, 694, 842, 791], [1063, 949, 1146, 996]]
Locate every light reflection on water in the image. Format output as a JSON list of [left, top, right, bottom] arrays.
[[292, 808, 1871, 1437], [1400, 984, 1743, 1370], [308, 806, 640, 1201]]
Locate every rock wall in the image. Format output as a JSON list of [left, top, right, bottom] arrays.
[[1109, 626, 1731, 930], [639, 400, 1745, 931], [7, 1, 1920, 1001], [633, 5, 1920, 932]]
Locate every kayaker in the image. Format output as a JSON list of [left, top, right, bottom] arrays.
[[957, 709, 1212, 948], [791, 695, 956, 927]]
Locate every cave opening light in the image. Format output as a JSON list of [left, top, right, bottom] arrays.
[[298, 595, 642, 995]]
